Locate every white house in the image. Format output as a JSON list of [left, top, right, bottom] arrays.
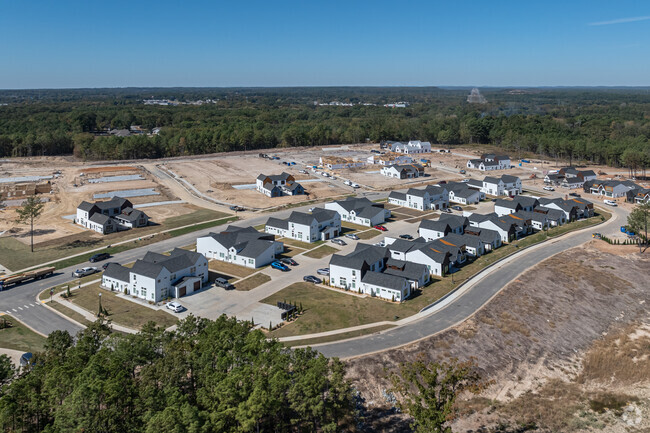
[[468, 213, 517, 243], [467, 154, 510, 171], [265, 209, 341, 242], [463, 227, 502, 251], [380, 164, 424, 179], [390, 140, 432, 154], [479, 175, 522, 197], [325, 197, 391, 227], [102, 248, 208, 302], [367, 153, 414, 166], [586, 180, 638, 198], [388, 185, 449, 211], [256, 173, 304, 197], [196, 226, 283, 269], [447, 182, 483, 205], [320, 156, 365, 170], [76, 197, 149, 235]]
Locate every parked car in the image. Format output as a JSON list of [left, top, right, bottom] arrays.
[[459, 169, 466, 174], [443, 208, 453, 213], [299, 169, 308, 174], [450, 205, 462, 211], [345, 233, 359, 240], [373, 225, 387, 231], [438, 180, 447, 185], [166, 301, 184, 313], [271, 261, 290, 271], [303, 275, 322, 284], [214, 277, 235, 290], [374, 241, 386, 247], [316, 268, 330, 276], [308, 207, 316, 212], [280, 257, 298, 266], [604, 199, 618, 206], [72, 267, 99, 278], [344, 180, 352, 186], [19, 352, 33, 368], [543, 186, 555, 191], [89, 252, 110, 263], [102, 262, 118, 270], [399, 234, 413, 240], [370, 149, 380, 154], [461, 179, 470, 183], [229, 205, 245, 212], [351, 183, 360, 188], [331, 238, 347, 246], [569, 192, 581, 197]]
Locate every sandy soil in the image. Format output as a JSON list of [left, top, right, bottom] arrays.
[[167, 156, 350, 209], [346, 242, 650, 432]]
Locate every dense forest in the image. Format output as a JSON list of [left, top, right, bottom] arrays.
[[1, 87, 650, 173], [0, 317, 358, 432]]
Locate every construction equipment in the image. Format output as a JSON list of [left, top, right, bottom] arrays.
[[0, 267, 55, 290], [529, 173, 537, 179]]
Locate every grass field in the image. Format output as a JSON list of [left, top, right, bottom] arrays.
[[47, 301, 93, 326], [65, 283, 178, 329], [1, 211, 236, 272], [281, 238, 324, 249], [341, 222, 371, 232], [354, 229, 381, 240], [235, 273, 272, 291], [38, 274, 101, 301], [208, 260, 258, 278], [0, 316, 46, 352], [282, 324, 396, 347], [303, 245, 339, 259]]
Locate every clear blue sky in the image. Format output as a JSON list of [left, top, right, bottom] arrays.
[[1, 0, 649, 88]]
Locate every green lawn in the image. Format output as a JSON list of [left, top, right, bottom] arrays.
[[355, 229, 381, 240], [234, 273, 272, 291], [2, 211, 236, 272], [39, 274, 101, 301], [303, 245, 339, 259], [208, 260, 258, 278], [0, 316, 47, 352], [47, 301, 93, 326], [65, 283, 178, 330], [341, 222, 371, 231]]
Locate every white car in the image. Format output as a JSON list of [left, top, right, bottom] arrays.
[[321, 172, 330, 177], [543, 186, 555, 191], [344, 180, 352, 186], [604, 199, 618, 206], [461, 179, 470, 183], [166, 301, 184, 313], [72, 267, 98, 278], [299, 169, 308, 174], [351, 183, 360, 189], [373, 241, 386, 247], [330, 176, 337, 180], [309, 207, 316, 212]]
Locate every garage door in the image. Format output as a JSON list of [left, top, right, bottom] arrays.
[[178, 286, 186, 297], [193, 281, 200, 290]]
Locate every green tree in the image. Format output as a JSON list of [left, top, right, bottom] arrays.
[[14, 196, 45, 252], [627, 201, 650, 252], [389, 355, 488, 433]]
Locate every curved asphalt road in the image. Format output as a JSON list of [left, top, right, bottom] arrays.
[[315, 206, 625, 359]]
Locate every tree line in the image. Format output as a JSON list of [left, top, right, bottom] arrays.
[[1, 88, 649, 173]]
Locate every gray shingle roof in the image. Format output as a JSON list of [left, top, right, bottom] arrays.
[[78, 201, 97, 212], [89, 213, 112, 225], [131, 259, 165, 279], [389, 191, 407, 201], [103, 263, 130, 283], [265, 217, 289, 230], [419, 219, 451, 233], [384, 259, 428, 281], [361, 271, 407, 291]]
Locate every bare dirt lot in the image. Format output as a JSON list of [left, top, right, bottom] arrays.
[[0, 160, 187, 246], [166, 156, 351, 209], [346, 242, 650, 432]]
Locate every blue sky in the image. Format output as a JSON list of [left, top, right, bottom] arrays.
[[1, 0, 649, 88]]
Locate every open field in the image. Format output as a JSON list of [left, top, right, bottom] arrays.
[[166, 156, 350, 209], [47, 301, 94, 326], [62, 282, 178, 329], [348, 242, 650, 433], [208, 260, 258, 278], [0, 316, 46, 352], [302, 245, 339, 259], [283, 324, 397, 348], [234, 273, 271, 291], [0, 209, 233, 271]]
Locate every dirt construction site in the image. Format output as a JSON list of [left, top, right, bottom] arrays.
[[0, 158, 196, 246]]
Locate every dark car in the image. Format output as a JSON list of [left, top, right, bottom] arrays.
[[280, 257, 298, 266], [89, 252, 110, 263], [443, 208, 453, 213], [399, 234, 413, 240], [438, 180, 447, 185], [229, 205, 245, 212], [19, 352, 33, 368], [303, 275, 322, 284], [102, 262, 118, 270], [452, 205, 462, 211], [569, 192, 581, 197], [331, 238, 347, 246], [215, 277, 235, 290]]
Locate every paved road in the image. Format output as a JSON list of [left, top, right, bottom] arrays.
[[314, 205, 625, 359]]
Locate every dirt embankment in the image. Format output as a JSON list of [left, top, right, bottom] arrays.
[[348, 242, 650, 432]]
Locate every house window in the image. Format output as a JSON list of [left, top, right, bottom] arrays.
[[248, 259, 254, 264], [220, 252, 225, 258], [340, 277, 347, 286]]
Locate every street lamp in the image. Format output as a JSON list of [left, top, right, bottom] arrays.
[[97, 293, 102, 317]]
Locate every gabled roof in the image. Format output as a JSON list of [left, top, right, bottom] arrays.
[[384, 259, 428, 281], [78, 201, 97, 212], [95, 197, 130, 211], [407, 187, 429, 198], [513, 195, 539, 208], [500, 174, 520, 184], [361, 271, 407, 291], [419, 219, 451, 233], [386, 239, 419, 253], [389, 191, 407, 201], [465, 227, 501, 243], [116, 208, 147, 223], [438, 213, 469, 228], [131, 259, 165, 279], [329, 243, 389, 270], [89, 213, 112, 225], [312, 208, 338, 222], [265, 217, 289, 230], [494, 199, 521, 210], [103, 263, 130, 283]]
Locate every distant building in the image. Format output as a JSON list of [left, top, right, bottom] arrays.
[[319, 156, 365, 170], [466, 154, 511, 171], [467, 88, 487, 104], [325, 197, 391, 227], [390, 140, 432, 154], [256, 173, 304, 197], [265, 209, 341, 242], [380, 164, 424, 179], [197, 226, 284, 269]]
